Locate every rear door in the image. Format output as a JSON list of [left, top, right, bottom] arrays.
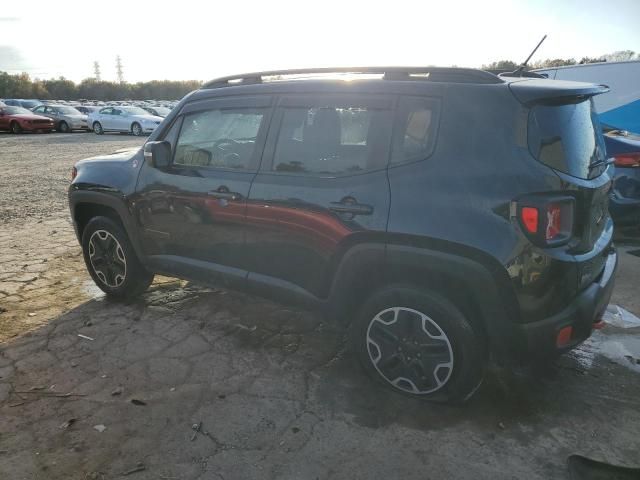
[[134, 95, 273, 278], [245, 94, 394, 298]]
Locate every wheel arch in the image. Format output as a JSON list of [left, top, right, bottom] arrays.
[[326, 241, 522, 362], [70, 190, 146, 261]]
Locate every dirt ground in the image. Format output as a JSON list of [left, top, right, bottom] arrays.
[[1, 132, 640, 480]]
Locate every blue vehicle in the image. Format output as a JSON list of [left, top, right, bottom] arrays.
[[604, 130, 640, 228], [536, 62, 640, 230]]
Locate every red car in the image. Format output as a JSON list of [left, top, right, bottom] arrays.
[[0, 106, 54, 133]]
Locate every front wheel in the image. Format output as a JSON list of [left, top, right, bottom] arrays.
[[131, 122, 143, 136], [81, 216, 154, 300], [58, 121, 70, 133], [10, 121, 22, 134], [351, 285, 486, 403], [93, 122, 104, 135]]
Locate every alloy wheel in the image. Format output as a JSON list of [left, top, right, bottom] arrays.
[[88, 230, 127, 288], [366, 307, 454, 394], [132, 123, 142, 136]]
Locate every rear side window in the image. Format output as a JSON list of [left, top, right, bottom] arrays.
[[272, 106, 391, 175], [391, 96, 439, 165], [528, 99, 606, 179], [174, 108, 265, 170]]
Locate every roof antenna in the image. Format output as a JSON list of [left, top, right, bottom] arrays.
[[511, 34, 547, 77]]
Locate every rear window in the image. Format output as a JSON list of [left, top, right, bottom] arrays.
[[528, 99, 606, 179]]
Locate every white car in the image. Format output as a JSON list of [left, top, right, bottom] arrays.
[[88, 106, 163, 136]]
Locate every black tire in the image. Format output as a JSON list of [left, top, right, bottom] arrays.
[[93, 122, 104, 135], [81, 216, 154, 300], [58, 121, 70, 133], [131, 122, 143, 136], [10, 121, 22, 134], [351, 285, 486, 403]]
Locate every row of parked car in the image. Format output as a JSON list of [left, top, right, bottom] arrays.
[[0, 98, 177, 135]]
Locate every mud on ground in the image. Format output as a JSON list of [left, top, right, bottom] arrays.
[[1, 133, 640, 480]]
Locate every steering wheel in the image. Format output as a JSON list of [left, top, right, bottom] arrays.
[[213, 138, 240, 151]]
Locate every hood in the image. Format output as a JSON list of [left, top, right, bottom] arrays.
[[77, 147, 141, 166], [11, 113, 52, 121]]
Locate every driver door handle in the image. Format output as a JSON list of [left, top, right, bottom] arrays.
[[329, 200, 373, 215], [208, 186, 242, 201]]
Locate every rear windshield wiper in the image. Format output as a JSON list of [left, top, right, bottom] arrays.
[[589, 158, 615, 171]]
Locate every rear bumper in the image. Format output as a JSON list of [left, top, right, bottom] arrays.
[[515, 249, 617, 361]]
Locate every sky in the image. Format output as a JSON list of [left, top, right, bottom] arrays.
[[1, 0, 639, 83]]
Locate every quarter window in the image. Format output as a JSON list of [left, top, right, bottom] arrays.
[[391, 96, 439, 164], [273, 106, 391, 175], [174, 108, 266, 170]]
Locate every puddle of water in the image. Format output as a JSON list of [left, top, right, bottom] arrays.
[[573, 330, 640, 374]]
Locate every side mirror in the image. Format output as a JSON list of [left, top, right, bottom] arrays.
[[144, 141, 172, 169]]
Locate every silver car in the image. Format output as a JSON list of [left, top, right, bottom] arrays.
[[31, 104, 89, 133]]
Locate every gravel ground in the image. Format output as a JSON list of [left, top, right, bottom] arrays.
[[0, 132, 143, 224], [1, 134, 640, 480]]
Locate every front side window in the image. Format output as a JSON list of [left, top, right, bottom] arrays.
[[273, 106, 390, 175], [33, 106, 45, 113], [391, 96, 439, 165], [174, 108, 265, 170]]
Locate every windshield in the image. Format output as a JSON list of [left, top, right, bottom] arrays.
[[2, 106, 33, 115], [21, 100, 41, 108], [153, 107, 170, 115], [55, 106, 81, 115], [122, 107, 149, 116], [528, 99, 606, 179]]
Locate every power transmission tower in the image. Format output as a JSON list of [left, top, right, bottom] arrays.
[[115, 55, 124, 83], [93, 61, 101, 81]]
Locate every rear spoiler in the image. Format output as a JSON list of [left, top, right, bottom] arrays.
[[508, 79, 610, 106]]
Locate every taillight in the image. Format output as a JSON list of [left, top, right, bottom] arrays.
[[516, 196, 575, 247], [521, 207, 538, 234], [71, 166, 77, 180], [613, 153, 640, 167]]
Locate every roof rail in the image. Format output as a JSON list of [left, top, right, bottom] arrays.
[[201, 66, 503, 89]]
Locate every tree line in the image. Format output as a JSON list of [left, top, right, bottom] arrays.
[[2, 50, 638, 101], [483, 50, 639, 71], [0, 72, 202, 101]]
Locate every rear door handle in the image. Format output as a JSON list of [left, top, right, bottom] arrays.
[[208, 186, 242, 201], [329, 201, 373, 216]]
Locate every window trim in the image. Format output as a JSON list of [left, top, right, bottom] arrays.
[[163, 99, 274, 174], [389, 95, 442, 168], [259, 94, 394, 179]]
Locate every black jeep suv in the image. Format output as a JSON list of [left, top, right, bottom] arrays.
[[69, 67, 617, 402]]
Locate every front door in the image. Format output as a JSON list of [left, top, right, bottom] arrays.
[[97, 107, 114, 129], [134, 96, 273, 281], [245, 94, 394, 298]]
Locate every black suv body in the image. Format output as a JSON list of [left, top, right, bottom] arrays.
[[69, 67, 617, 402]]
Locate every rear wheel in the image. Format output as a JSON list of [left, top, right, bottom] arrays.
[[351, 285, 486, 403], [81, 216, 154, 299], [93, 122, 104, 135], [131, 122, 143, 136], [58, 121, 70, 133], [10, 121, 22, 134]]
